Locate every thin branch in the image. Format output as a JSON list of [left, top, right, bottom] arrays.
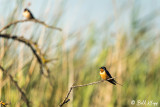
[[71, 80, 104, 88], [0, 19, 62, 33], [59, 77, 117, 107], [0, 65, 30, 107], [0, 34, 52, 85]]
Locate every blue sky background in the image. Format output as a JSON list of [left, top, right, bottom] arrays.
[[0, 0, 160, 33]]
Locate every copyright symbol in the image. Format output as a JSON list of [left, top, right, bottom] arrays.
[[131, 100, 135, 105]]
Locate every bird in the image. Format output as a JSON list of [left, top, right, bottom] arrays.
[[23, 8, 35, 19], [0, 101, 10, 107], [99, 66, 122, 86]]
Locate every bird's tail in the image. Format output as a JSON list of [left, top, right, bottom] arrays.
[[108, 80, 116, 85], [111, 79, 123, 86], [115, 81, 123, 86], [107, 78, 123, 86]]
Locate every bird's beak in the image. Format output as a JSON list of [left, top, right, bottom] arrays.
[[99, 68, 104, 71]]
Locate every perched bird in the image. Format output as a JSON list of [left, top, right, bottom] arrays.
[[99, 66, 122, 86], [0, 101, 10, 107], [23, 8, 35, 19]]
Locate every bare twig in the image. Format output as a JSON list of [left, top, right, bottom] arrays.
[[0, 19, 62, 33], [59, 77, 117, 107], [0, 34, 53, 85], [0, 65, 30, 107]]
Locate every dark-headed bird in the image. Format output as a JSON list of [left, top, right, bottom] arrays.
[[0, 101, 10, 107], [99, 66, 122, 86], [23, 8, 35, 19]]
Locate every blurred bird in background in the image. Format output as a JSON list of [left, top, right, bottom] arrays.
[[23, 8, 35, 19], [0, 101, 10, 107]]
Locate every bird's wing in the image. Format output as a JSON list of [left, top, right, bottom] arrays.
[[28, 10, 34, 19], [105, 69, 112, 78], [30, 13, 34, 19]]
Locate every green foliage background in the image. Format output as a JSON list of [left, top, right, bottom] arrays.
[[0, 0, 160, 107]]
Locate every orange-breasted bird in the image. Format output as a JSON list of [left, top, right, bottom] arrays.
[[0, 101, 10, 107], [99, 66, 122, 86], [23, 8, 35, 19]]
